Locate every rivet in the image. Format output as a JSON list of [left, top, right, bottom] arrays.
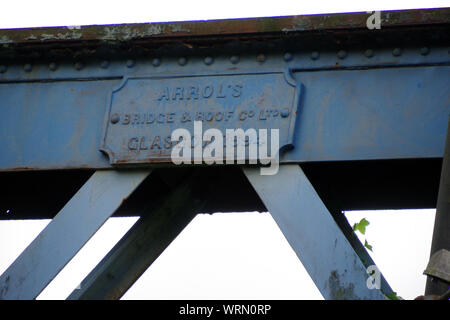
[[280, 108, 290, 118], [24, 63, 32, 72], [364, 49, 374, 58], [392, 48, 402, 57], [0, 65, 7, 73], [178, 57, 187, 66], [337, 50, 347, 59], [49, 62, 58, 71], [100, 60, 110, 69], [110, 113, 120, 124], [283, 52, 293, 62], [126, 59, 135, 68], [204, 56, 214, 65], [420, 47, 430, 56], [74, 62, 84, 70], [152, 58, 161, 67], [230, 55, 239, 64], [311, 51, 320, 60], [257, 54, 266, 63]]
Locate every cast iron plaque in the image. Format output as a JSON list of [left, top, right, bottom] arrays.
[[101, 72, 303, 164]]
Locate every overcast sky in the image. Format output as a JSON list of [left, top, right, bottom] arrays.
[[0, 0, 446, 300], [0, 210, 436, 299]]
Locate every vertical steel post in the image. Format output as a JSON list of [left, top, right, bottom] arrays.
[[425, 116, 450, 296]]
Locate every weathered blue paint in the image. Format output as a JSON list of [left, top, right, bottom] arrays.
[[283, 65, 450, 162], [0, 9, 446, 301], [0, 169, 151, 300], [101, 71, 302, 164], [244, 164, 392, 299], [0, 80, 120, 170], [0, 46, 448, 83], [0, 58, 448, 171]]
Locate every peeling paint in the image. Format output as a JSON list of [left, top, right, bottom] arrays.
[[0, 8, 446, 54], [102, 26, 139, 41], [145, 24, 163, 36], [101, 26, 120, 41], [0, 35, 12, 44], [168, 24, 190, 33], [101, 24, 165, 42], [328, 270, 357, 300], [40, 29, 82, 41], [0, 275, 9, 299]]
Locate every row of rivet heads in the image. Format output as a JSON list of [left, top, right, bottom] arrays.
[[0, 47, 446, 74]]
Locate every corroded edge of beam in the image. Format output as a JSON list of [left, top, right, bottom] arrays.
[[0, 8, 449, 45]]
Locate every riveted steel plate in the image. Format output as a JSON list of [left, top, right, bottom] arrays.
[[101, 72, 303, 164]]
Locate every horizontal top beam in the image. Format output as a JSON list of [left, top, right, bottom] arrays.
[[0, 8, 448, 172], [0, 8, 449, 60], [1, 8, 449, 42]]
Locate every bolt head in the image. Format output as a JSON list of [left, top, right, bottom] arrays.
[[392, 48, 402, 57], [204, 56, 214, 65], [126, 59, 135, 68], [178, 57, 187, 66], [257, 54, 266, 63], [0, 65, 7, 73], [280, 108, 290, 118], [230, 55, 239, 64], [24, 64, 32, 72], [152, 58, 161, 67], [110, 113, 120, 124], [337, 50, 347, 59], [311, 51, 320, 60], [420, 47, 430, 56], [364, 49, 374, 58], [283, 52, 293, 62], [74, 62, 84, 70], [100, 60, 110, 69], [49, 62, 58, 71]]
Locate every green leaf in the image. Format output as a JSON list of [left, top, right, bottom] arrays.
[[352, 218, 370, 235], [385, 292, 402, 300], [364, 239, 373, 252]]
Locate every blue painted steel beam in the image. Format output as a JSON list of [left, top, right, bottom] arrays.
[[67, 170, 207, 300], [0, 59, 448, 171], [0, 8, 448, 171], [244, 164, 393, 299], [286, 65, 450, 162], [0, 169, 151, 300]]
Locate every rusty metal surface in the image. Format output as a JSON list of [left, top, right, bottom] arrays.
[[426, 116, 450, 295], [424, 249, 450, 283], [0, 8, 449, 61], [0, 8, 448, 172], [1, 8, 449, 44]]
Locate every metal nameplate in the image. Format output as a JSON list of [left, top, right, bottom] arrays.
[[101, 72, 303, 164]]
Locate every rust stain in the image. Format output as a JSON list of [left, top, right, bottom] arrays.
[[328, 270, 357, 300], [0, 8, 448, 45], [0, 8, 446, 62]]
